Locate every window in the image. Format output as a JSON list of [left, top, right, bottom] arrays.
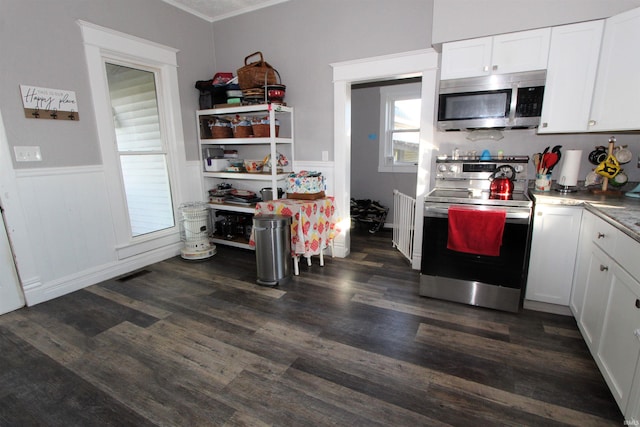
[[80, 21, 187, 257], [378, 83, 421, 173], [106, 63, 174, 237]]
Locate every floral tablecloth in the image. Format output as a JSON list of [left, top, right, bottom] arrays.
[[250, 197, 338, 258]]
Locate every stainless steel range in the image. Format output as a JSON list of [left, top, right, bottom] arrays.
[[420, 155, 533, 313]]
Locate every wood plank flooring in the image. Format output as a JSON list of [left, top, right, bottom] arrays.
[[0, 229, 624, 426]]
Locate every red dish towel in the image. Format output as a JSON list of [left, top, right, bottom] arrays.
[[447, 206, 507, 257]]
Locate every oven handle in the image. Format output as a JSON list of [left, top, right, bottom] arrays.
[[423, 204, 531, 223]]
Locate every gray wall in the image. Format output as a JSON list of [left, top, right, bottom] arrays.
[[0, 0, 214, 168], [2, 1, 639, 176], [432, 0, 640, 46], [351, 85, 417, 224], [211, 0, 434, 161]]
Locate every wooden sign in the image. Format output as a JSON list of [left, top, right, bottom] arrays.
[[20, 85, 79, 121]]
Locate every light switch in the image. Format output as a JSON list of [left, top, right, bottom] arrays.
[[14, 146, 42, 162]]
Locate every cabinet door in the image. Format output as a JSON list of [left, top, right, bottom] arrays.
[[628, 369, 640, 424], [441, 37, 492, 79], [570, 211, 595, 317], [579, 245, 612, 351], [589, 7, 640, 132], [491, 28, 551, 75], [596, 264, 640, 414], [525, 205, 582, 305], [538, 21, 603, 133]]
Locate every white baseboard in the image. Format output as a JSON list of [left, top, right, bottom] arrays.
[[523, 300, 573, 316], [24, 243, 182, 306]]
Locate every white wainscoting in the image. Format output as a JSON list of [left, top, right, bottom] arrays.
[[13, 165, 182, 306]]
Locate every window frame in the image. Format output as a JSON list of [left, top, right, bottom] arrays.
[[79, 20, 187, 259], [378, 82, 421, 173]]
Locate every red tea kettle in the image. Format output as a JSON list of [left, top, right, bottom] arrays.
[[489, 165, 516, 198]]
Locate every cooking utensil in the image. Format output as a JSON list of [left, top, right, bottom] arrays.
[[489, 165, 516, 197], [533, 153, 541, 172], [543, 152, 559, 172], [260, 187, 284, 201], [549, 145, 562, 171]]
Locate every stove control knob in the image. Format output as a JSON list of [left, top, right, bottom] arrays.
[[438, 164, 448, 172], [514, 165, 524, 173], [449, 165, 459, 173]]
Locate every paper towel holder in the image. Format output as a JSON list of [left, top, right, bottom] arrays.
[[555, 149, 583, 193]]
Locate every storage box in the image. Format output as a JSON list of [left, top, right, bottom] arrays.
[[204, 158, 229, 172]]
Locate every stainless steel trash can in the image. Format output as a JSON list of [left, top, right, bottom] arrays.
[[253, 215, 292, 286]]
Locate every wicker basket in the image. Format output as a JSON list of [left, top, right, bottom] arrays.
[[211, 126, 232, 139], [232, 125, 253, 138], [252, 124, 279, 137], [237, 52, 278, 90]]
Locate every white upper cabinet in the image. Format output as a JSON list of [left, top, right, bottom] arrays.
[[538, 20, 604, 133], [589, 6, 640, 132], [441, 37, 493, 79], [441, 28, 551, 80]]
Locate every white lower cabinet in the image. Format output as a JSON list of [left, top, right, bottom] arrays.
[[525, 204, 582, 305], [578, 245, 612, 350], [573, 210, 640, 419], [596, 263, 640, 414]]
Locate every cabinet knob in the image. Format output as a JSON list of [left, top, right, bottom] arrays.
[[483, 65, 489, 72], [600, 265, 609, 272], [588, 120, 596, 126], [492, 65, 498, 71], [636, 299, 640, 309], [597, 232, 606, 239], [541, 122, 548, 128], [635, 329, 640, 342]]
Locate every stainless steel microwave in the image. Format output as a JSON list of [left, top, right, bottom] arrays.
[[437, 70, 546, 131]]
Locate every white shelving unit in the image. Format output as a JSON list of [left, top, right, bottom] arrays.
[[197, 104, 294, 249]]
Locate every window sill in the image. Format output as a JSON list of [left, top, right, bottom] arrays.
[[377, 164, 418, 173]]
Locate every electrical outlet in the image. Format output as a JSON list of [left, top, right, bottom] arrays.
[[14, 146, 42, 162]]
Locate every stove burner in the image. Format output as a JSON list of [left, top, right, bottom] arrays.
[[489, 193, 513, 200]]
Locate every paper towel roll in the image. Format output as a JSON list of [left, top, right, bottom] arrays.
[[558, 150, 583, 187]]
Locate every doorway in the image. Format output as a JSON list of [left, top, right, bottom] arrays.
[[0, 109, 25, 315], [331, 49, 439, 269], [0, 204, 24, 315], [351, 78, 421, 234]]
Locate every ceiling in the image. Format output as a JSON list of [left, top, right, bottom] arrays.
[[162, 0, 290, 22]]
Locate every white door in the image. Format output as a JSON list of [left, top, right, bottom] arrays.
[[0, 203, 24, 315]]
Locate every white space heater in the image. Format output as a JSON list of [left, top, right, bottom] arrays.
[[179, 202, 216, 260]]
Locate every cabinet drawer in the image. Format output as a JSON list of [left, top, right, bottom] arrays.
[[591, 216, 618, 255], [616, 232, 640, 282]]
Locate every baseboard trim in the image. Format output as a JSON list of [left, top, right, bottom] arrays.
[[24, 243, 182, 306], [523, 300, 573, 316]]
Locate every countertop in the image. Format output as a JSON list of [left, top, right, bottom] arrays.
[[529, 185, 640, 243]]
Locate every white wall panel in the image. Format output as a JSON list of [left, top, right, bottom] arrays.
[[14, 166, 182, 306], [16, 166, 116, 281]]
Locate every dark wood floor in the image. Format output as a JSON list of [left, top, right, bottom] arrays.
[[0, 229, 623, 426]]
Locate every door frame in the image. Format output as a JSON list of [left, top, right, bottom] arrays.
[[331, 49, 439, 268], [0, 108, 29, 313]]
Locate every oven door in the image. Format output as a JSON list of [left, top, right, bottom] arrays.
[[420, 203, 532, 311]]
